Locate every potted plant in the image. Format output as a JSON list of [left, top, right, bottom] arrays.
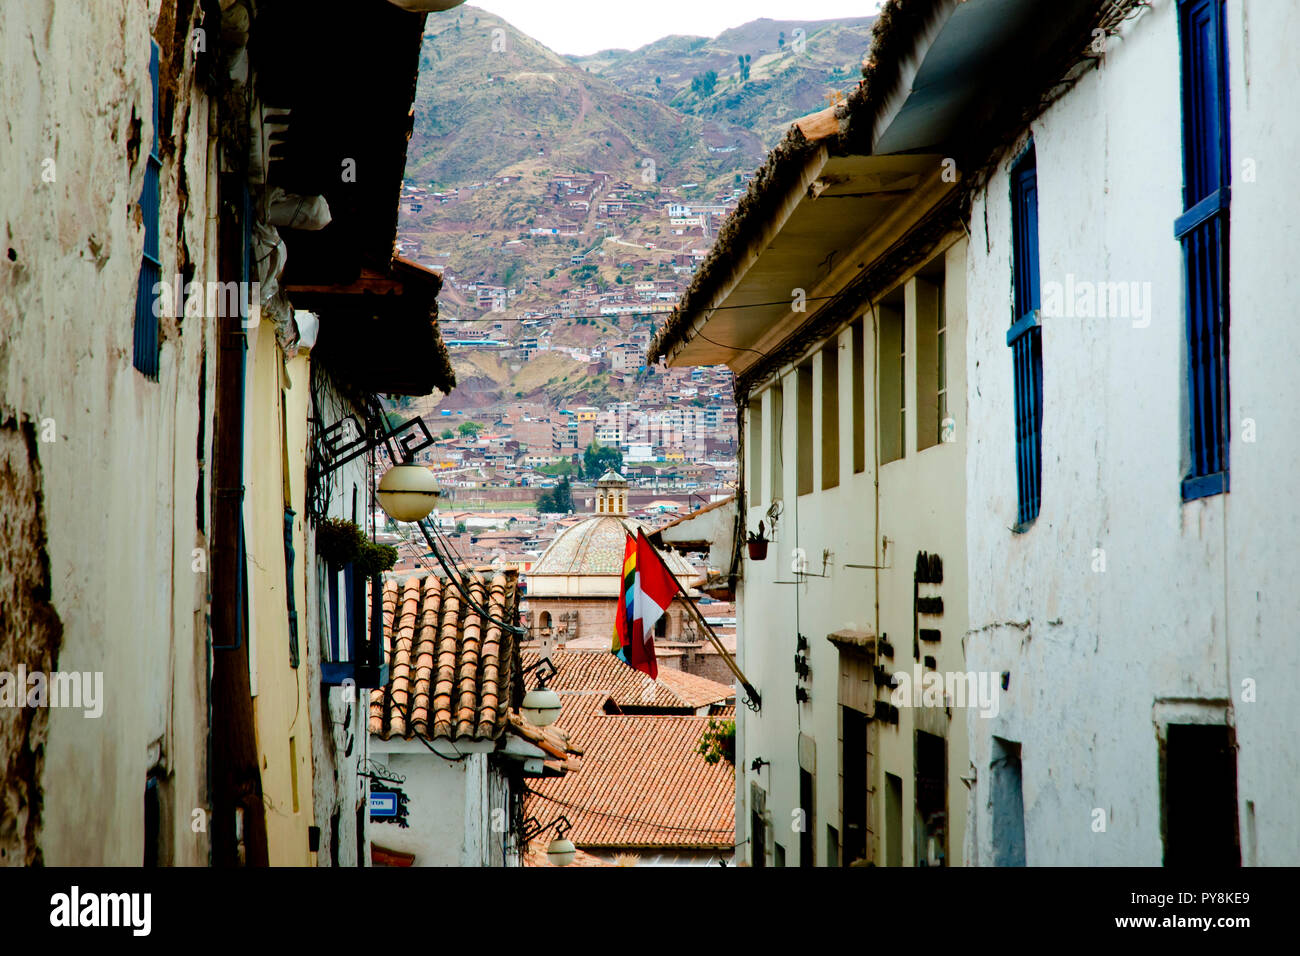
[[316, 517, 397, 575], [746, 521, 769, 561]]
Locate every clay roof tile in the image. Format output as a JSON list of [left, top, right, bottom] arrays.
[[371, 569, 522, 743]]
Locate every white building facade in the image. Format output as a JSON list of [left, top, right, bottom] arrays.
[[962, 0, 1300, 866], [649, 86, 977, 866], [649, 0, 1300, 867]]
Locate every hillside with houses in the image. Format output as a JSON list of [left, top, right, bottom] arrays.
[[393, 7, 876, 420]]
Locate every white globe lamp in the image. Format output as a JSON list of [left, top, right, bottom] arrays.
[[376, 464, 440, 523], [521, 686, 561, 727]]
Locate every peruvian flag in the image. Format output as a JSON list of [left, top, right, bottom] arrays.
[[629, 529, 679, 679], [611, 532, 637, 664]]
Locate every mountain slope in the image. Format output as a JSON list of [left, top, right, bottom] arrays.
[[397, 8, 876, 412], [407, 7, 764, 190], [571, 17, 876, 147]]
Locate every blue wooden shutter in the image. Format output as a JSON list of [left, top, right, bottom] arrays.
[[322, 560, 359, 685], [1176, 0, 1230, 500], [133, 41, 162, 379], [1008, 146, 1043, 528], [327, 565, 341, 658]]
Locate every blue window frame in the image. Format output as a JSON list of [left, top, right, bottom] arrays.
[[1176, 0, 1230, 501], [1008, 144, 1043, 528], [322, 560, 364, 685], [133, 41, 162, 379]]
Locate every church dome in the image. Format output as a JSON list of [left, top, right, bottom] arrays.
[[530, 514, 696, 579], [527, 470, 700, 594]]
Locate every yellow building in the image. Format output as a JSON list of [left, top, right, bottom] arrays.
[[243, 334, 315, 864]]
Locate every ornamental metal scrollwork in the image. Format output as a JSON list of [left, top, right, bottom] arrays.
[[318, 414, 435, 475]]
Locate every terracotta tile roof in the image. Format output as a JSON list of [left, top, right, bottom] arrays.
[[369, 571, 522, 742], [655, 667, 737, 709], [521, 648, 733, 711], [525, 695, 735, 849]]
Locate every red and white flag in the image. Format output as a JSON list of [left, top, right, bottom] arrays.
[[630, 529, 679, 679]]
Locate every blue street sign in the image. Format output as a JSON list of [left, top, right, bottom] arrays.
[[369, 792, 399, 817]]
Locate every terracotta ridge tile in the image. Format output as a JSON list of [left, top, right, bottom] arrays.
[[411, 576, 441, 735], [455, 574, 486, 738], [388, 576, 422, 738], [433, 581, 461, 739]]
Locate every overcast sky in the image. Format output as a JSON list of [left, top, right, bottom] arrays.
[[467, 1, 884, 57]]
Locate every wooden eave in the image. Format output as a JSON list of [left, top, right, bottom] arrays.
[[664, 153, 957, 378]]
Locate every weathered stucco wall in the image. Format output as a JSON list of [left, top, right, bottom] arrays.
[[245, 324, 315, 864], [963, 0, 1300, 865], [0, 418, 62, 865], [367, 746, 470, 866], [0, 1, 215, 865]]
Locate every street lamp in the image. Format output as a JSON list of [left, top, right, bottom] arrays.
[[545, 817, 576, 867], [376, 462, 441, 522], [521, 815, 576, 866], [521, 657, 561, 727], [521, 685, 561, 727]]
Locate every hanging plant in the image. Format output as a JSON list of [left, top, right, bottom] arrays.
[[316, 518, 361, 566], [355, 540, 398, 577], [316, 518, 397, 575], [746, 520, 769, 560]]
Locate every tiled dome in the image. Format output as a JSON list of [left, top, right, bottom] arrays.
[[529, 515, 697, 579]]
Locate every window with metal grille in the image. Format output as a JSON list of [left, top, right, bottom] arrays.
[[1007, 144, 1043, 528], [133, 41, 162, 379], [1176, 0, 1230, 501]]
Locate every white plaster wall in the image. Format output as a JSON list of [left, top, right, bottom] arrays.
[[738, 372, 850, 866], [0, 1, 215, 865], [1214, 0, 1300, 866], [462, 750, 487, 866], [369, 751, 468, 866], [875, 242, 969, 867], [962, 0, 1298, 865], [737, 240, 968, 866]]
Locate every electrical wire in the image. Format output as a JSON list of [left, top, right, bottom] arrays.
[[382, 512, 526, 641], [378, 692, 468, 763], [417, 517, 527, 638], [367, 532, 521, 764], [426, 515, 476, 572], [390, 519, 456, 585], [691, 326, 771, 362]]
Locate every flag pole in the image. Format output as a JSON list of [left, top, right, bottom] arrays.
[[643, 530, 761, 710], [674, 580, 762, 711]]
